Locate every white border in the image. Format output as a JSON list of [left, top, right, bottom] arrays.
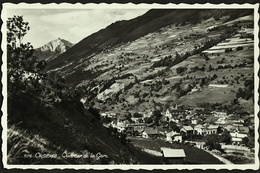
[[1, 3, 259, 170]]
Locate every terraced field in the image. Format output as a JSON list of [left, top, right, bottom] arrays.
[[88, 15, 253, 114], [48, 12, 254, 115]]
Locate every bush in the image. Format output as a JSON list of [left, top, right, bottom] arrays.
[[236, 46, 244, 51], [225, 48, 232, 53]]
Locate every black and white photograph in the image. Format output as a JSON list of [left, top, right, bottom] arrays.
[[1, 3, 259, 169]]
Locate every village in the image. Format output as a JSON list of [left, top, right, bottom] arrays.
[[99, 105, 254, 164]]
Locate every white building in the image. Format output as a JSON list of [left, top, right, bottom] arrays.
[[194, 124, 219, 135], [230, 131, 248, 145], [166, 131, 182, 143]]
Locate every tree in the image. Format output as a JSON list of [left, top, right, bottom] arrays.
[[144, 117, 153, 124], [205, 134, 221, 150], [208, 64, 213, 72], [221, 130, 232, 144], [152, 110, 163, 125], [7, 16, 48, 120], [7, 16, 81, 122], [125, 112, 133, 123], [200, 78, 206, 87], [236, 46, 244, 51], [211, 74, 218, 80], [7, 16, 46, 98], [225, 48, 232, 53], [176, 66, 187, 75], [242, 137, 249, 146], [169, 121, 180, 132], [133, 112, 142, 118]]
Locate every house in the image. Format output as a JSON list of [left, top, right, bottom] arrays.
[[131, 117, 142, 123], [164, 110, 180, 123], [203, 115, 219, 124], [142, 127, 160, 139], [117, 115, 127, 121], [209, 84, 228, 88], [165, 109, 173, 121], [226, 115, 244, 126], [171, 109, 188, 117], [207, 25, 217, 31], [193, 108, 212, 117], [221, 144, 251, 154], [126, 123, 146, 135], [166, 131, 182, 143], [232, 121, 244, 127], [194, 124, 219, 135], [194, 141, 205, 149], [161, 147, 186, 164], [100, 113, 107, 117], [133, 123, 146, 134], [180, 126, 194, 135], [230, 131, 248, 145], [237, 126, 249, 134], [213, 111, 227, 117], [224, 125, 236, 132], [116, 121, 126, 132], [157, 127, 168, 139], [110, 120, 117, 128], [125, 124, 134, 134], [194, 124, 206, 135], [165, 105, 188, 121], [215, 117, 227, 125], [224, 125, 249, 134], [207, 124, 220, 134], [191, 118, 198, 125], [185, 141, 205, 149]]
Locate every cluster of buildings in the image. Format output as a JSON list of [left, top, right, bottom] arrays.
[[101, 105, 254, 149]]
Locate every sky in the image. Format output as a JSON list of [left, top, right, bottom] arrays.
[[7, 9, 149, 48]]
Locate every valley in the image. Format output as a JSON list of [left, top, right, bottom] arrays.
[[6, 8, 256, 165]]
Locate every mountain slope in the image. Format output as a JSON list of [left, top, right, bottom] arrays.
[[34, 38, 74, 62], [44, 9, 254, 115], [45, 9, 252, 71]]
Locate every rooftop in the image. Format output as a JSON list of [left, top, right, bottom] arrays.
[[167, 131, 181, 137], [207, 125, 219, 129], [182, 126, 193, 131], [230, 132, 248, 138], [161, 147, 186, 158], [144, 127, 159, 135]]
